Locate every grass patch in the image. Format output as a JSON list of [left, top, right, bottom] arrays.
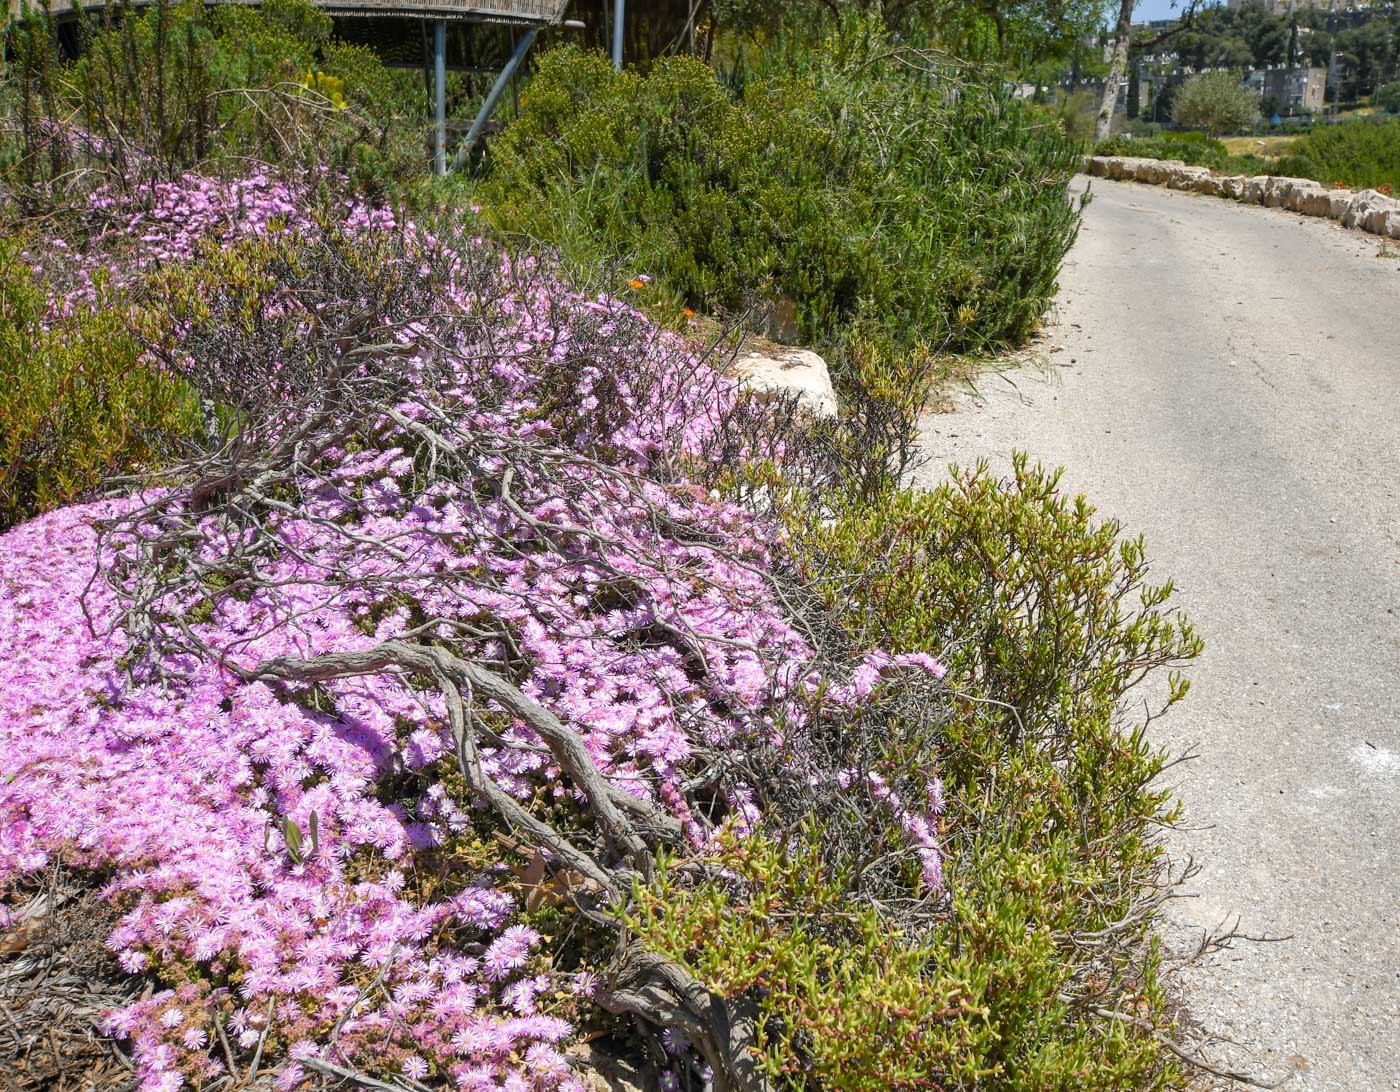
[[1220, 134, 1299, 157]]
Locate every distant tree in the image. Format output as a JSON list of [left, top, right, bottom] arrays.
[[1097, 0, 1202, 142], [1334, 19, 1398, 101], [1303, 27, 1333, 69], [1172, 70, 1260, 136], [1380, 81, 1400, 114], [1150, 77, 1180, 123], [1127, 64, 1141, 118]]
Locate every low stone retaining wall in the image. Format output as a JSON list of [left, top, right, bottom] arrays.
[[1083, 156, 1400, 241]]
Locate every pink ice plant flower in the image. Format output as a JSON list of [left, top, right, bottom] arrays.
[[0, 170, 946, 1090]]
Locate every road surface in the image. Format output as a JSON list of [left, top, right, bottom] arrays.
[[917, 177, 1400, 1089]]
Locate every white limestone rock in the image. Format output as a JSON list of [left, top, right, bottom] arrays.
[[732, 345, 838, 419]]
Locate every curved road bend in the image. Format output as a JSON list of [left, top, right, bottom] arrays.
[[917, 176, 1400, 1090]]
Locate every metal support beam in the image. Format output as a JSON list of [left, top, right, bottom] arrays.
[[451, 24, 539, 171], [612, 0, 623, 70], [433, 20, 447, 176]]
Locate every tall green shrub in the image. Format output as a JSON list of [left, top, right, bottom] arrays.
[[479, 31, 1082, 360], [2, 0, 424, 204], [620, 455, 1201, 1088]]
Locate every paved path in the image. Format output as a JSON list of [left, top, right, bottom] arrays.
[[917, 177, 1400, 1089]]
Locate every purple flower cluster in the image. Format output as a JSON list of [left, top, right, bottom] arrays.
[[0, 171, 946, 1089]]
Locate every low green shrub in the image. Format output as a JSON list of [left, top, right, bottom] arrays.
[[1095, 133, 1231, 166], [0, 238, 198, 528], [1273, 152, 1322, 180], [477, 27, 1082, 367], [630, 454, 1201, 1088], [1154, 130, 1228, 151]]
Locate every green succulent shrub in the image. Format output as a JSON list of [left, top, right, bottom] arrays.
[[628, 453, 1203, 1088], [0, 237, 198, 529], [477, 26, 1082, 371]]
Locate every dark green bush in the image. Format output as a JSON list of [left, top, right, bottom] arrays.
[[478, 31, 1082, 362], [0, 237, 198, 528], [1094, 133, 1231, 166], [1273, 152, 1322, 180], [1153, 130, 1227, 152]]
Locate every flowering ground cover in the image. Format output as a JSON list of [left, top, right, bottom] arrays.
[[0, 174, 947, 1090]]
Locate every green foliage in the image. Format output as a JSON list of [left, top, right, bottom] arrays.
[[0, 237, 198, 529], [1050, 87, 1100, 144], [479, 31, 1082, 375], [1163, 2, 1335, 73], [798, 455, 1200, 772], [1094, 131, 1242, 168], [1170, 71, 1260, 137], [1332, 13, 1400, 103], [1293, 118, 1400, 191], [626, 833, 979, 1092], [1379, 82, 1400, 115], [1272, 151, 1321, 179], [633, 454, 1202, 1088]]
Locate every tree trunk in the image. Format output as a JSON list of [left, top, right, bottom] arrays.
[[1097, 0, 1135, 142]]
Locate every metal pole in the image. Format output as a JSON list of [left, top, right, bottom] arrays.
[[452, 26, 540, 171], [613, 0, 624, 70], [434, 20, 447, 177]]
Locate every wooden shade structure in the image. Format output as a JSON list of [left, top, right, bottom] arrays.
[[5, 0, 580, 174]]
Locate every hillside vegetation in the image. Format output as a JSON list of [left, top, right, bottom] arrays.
[[0, 5, 1205, 1090]]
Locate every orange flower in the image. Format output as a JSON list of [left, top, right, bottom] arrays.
[[683, 308, 695, 319], [628, 279, 646, 290]]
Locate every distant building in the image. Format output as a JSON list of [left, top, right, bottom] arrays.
[[1228, 0, 1367, 13], [1245, 66, 1328, 114]]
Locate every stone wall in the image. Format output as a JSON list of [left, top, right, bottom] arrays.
[[1082, 156, 1400, 241]]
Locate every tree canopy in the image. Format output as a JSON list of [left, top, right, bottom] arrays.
[[1171, 69, 1260, 136]]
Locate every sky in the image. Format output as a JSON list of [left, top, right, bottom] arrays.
[[1130, 0, 1219, 23]]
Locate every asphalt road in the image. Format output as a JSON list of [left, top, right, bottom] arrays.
[[917, 177, 1400, 1089]]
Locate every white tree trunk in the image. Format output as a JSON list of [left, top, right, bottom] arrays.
[[1097, 0, 1136, 143]]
